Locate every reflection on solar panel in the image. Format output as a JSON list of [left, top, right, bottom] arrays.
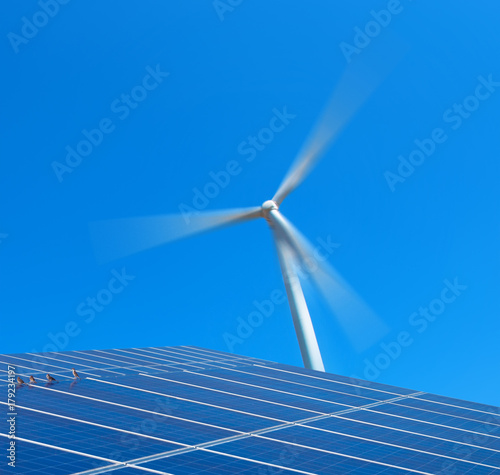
[[1, 346, 499, 474]]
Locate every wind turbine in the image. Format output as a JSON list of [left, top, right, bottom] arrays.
[[91, 46, 402, 371]]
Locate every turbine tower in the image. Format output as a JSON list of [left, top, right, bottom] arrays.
[[91, 52, 399, 371]]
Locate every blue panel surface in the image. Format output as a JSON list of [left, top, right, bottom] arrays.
[[1, 346, 499, 475]]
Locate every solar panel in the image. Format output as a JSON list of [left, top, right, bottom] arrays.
[[1, 346, 499, 474]]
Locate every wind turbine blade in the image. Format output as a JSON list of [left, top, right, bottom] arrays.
[[90, 206, 262, 263], [269, 211, 389, 352], [271, 227, 325, 372], [272, 41, 406, 205]]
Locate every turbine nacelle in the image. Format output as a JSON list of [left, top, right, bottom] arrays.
[[261, 199, 278, 219]]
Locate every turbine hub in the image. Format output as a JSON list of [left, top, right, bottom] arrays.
[[261, 200, 278, 212], [261, 200, 278, 223]]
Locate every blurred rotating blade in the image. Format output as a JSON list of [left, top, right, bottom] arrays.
[[273, 39, 406, 206], [90, 206, 262, 263], [273, 212, 389, 352]]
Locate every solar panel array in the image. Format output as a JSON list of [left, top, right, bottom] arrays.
[[1, 345, 499, 474]]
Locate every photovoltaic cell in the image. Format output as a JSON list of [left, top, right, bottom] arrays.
[[0, 438, 110, 474], [1, 345, 499, 474], [304, 415, 500, 467]]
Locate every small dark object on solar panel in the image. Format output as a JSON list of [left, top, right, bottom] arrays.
[[29, 375, 36, 384], [72, 368, 81, 379], [46, 373, 57, 382], [17, 377, 25, 385]]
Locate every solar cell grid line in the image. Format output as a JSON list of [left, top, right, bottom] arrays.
[[151, 370, 354, 414], [24, 374, 278, 434], [116, 348, 223, 370], [95, 349, 174, 366], [366, 403, 500, 440], [119, 449, 317, 475], [225, 364, 402, 400], [0, 354, 104, 378], [182, 368, 370, 408], [113, 348, 191, 365], [74, 468, 168, 475], [0, 358, 100, 378], [0, 364, 69, 381], [85, 376, 293, 424], [390, 398, 500, 429], [416, 392, 500, 414], [78, 350, 159, 368], [71, 349, 147, 366], [342, 407, 500, 451], [234, 363, 408, 401], [33, 351, 148, 375], [130, 347, 229, 365], [182, 345, 271, 364], [142, 347, 241, 368], [281, 415, 500, 470], [148, 348, 247, 369], [365, 403, 500, 442], [24, 370, 274, 430], [139, 373, 333, 417], [126, 348, 202, 365], [331, 410, 500, 452], [105, 432, 323, 475], [249, 429, 493, 474], [20, 383, 249, 440], [133, 363, 203, 373], [174, 345, 245, 359], [0, 434, 125, 472], [171, 345, 268, 366], [396, 395, 500, 420], [72, 350, 154, 372], [189, 366, 396, 405], [174, 439, 432, 475], [71, 428, 317, 475], [171, 346, 260, 364], [24, 352, 128, 376], [267, 362, 418, 396], [3, 404, 187, 462], [0, 436, 114, 474], [252, 363, 414, 396], [304, 412, 500, 466], [3, 437, 176, 475]]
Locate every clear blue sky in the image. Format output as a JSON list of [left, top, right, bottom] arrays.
[[1, 1, 499, 406]]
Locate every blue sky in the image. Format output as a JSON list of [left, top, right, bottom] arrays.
[[1, 1, 499, 406]]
